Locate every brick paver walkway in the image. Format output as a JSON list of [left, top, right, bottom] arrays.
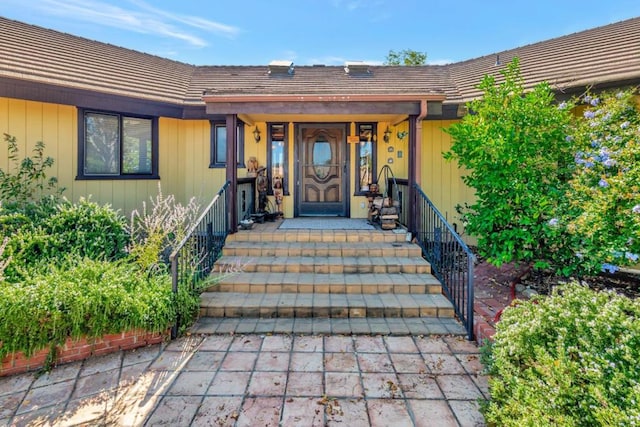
[[0, 333, 487, 426]]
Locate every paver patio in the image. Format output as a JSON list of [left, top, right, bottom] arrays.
[[0, 332, 487, 426]]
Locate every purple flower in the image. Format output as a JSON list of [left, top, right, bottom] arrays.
[[601, 263, 619, 274], [590, 98, 600, 106], [558, 101, 568, 110], [565, 135, 573, 142], [603, 158, 617, 167], [598, 179, 609, 188], [584, 111, 596, 119], [621, 121, 630, 129], [548, 218, 559, 227], [583, 95, 592, 103], [633, 204, 640, 214], [625, 252, 639, 262]]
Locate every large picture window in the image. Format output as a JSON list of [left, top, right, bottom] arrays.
[[356, 123, 377, 194], [78, 110, 158, 179], [210, 121, 245, 168]]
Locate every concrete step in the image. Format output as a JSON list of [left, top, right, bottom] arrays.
[[191, 316, 467, 336], [199, 292, 455, 319], [209, 272, 442, 294], [227, 229, 410, 244], [222, 241, 422, 258], [214, 256, 431, 274]]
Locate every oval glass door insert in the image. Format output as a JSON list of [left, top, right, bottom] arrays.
[[312, 139, 332, 180]]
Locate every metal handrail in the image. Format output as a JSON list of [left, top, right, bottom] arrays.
[[412, 184, 476, 340], [169, 181, 230, 338]]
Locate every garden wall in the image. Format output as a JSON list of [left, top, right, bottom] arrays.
[[0, 329, 168, 377]]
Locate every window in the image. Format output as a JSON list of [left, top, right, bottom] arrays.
[[267, 123, 289, 195], [78, 110, 158, 179], [210, 121, 245, 167], [356, 123, 376, 194]]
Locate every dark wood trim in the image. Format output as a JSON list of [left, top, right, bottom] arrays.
[[226, 114, 238, 233], [0, 77, 210, 119], [408, 115, 418, 233], [206, 101, 422, 115]]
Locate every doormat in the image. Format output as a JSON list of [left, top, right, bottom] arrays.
[[279, 218, 375, 230]]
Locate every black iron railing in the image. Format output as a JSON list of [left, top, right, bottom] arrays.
[[390, 178, 409, 227], [170, 181, 230, 338], [412, 184, 475, 340]]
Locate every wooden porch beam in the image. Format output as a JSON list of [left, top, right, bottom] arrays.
[[226, 114, 238, 233]]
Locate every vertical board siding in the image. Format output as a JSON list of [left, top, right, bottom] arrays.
[[0, 97, 228, 217], [420, 120, 476, 244]]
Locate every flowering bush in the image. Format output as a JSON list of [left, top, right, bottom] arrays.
[[483, 283, 640, 426], [560, 90, 640, 274]]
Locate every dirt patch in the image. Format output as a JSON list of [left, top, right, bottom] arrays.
[[474, 258, 640, 300]]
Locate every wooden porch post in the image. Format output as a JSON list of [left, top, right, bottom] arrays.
[[226, 114, 238, 233], [407, 115, 418, 233]]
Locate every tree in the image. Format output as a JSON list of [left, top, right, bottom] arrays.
[[384, 49, 427, 65], [443, 58, 575, 272]]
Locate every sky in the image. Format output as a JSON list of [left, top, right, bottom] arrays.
[[1, 0, 639, 66]]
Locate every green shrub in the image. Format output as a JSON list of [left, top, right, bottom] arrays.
[[0, 133, 63, 207], [483, 283, 640, 426], [46, 198, 129, 260], [2, 198, 129, 280], [0, 258, 175, 360]]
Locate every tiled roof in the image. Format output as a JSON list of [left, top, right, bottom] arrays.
[[1, 15, 639, 107], [448, 17, 640, 103], [0, 17, 195, 104], [188, 65, 454, 101]]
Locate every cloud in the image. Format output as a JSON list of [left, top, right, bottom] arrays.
[[31, 0, 239, 47]]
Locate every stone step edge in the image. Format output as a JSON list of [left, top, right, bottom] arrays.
[[227, 231, 410, 243], [190, 316, 467, 336], [222, 242, 422, 257], [214, 256, 430, 268], [208, 272, 442, 294], [199, 292, 455, 319]]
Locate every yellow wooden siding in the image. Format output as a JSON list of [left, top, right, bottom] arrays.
[[420, 120, 476, 241], [0, 97, 230, 217]]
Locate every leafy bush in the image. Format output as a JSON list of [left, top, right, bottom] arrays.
[[444, 58, 575, 272], [0, 133, 63, 207], [46, 198, 129, 260], [0, 258, 175, 360], [2, 198, 129, 280], [483, 283, 640, 426]]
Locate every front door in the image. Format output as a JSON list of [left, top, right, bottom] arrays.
[[297, 124, 348, 216]]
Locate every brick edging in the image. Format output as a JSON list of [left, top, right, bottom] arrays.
[[1, 329, 168, 377]]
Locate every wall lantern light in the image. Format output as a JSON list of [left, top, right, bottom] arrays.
[[253, 126, 261, 143], [383, 126, 392, 143]]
